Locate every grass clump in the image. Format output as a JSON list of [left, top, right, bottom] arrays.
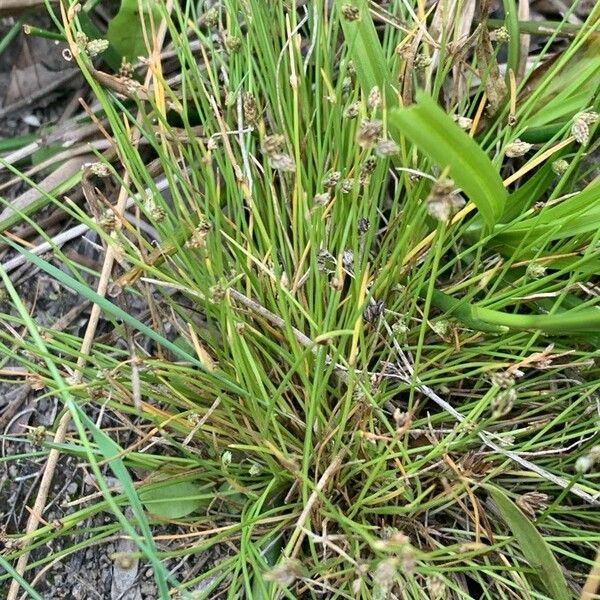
[[1, 0, 600, 598]]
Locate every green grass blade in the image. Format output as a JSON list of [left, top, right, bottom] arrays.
[[106, 0, 161, 61], [494, 178, 600, 244], [0, 235, 250, 398], [74, 407, 174, 595], [334, 0, 394, 104], [488, 486, 571, 600], [433, 288, 600, 333], [502, 0, 521, 76], [0, 266, 175, 597], [76, 10, 123, 71], [0, 555, 45, 600], [0, 160, 83, 234], [522, 34, 600, 129], [474, 303, 600, 332], [429, 289, 509, 333], [390, 92, 508, 227]]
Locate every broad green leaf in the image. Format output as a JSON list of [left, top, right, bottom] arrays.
[[107, 0, 160, 61], [334, 0, 394, 105], [72, 406, 177, 595], [519, 122, 566, 143], [500, 209, 600, 243], [528, 88, 597, 128], [252, 535, 285, 600], [390, 92, 508, 227], [140, 480, 208, 519], [488, 486, 570, 600], [77, 11, 122, 71]]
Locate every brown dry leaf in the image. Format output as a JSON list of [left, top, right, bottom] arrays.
[[5, 62, 57, 106], [0, 154, 92, 224], [477, 22, 507, 115], [518, 0, 531, 79], [449, 0, 477, 104], [0, 0, 57, 17], [3, 29, 72, 107], [506, 344, 575, 374]]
